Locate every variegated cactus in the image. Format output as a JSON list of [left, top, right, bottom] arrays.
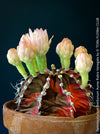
[[7, 28, 93, 118]]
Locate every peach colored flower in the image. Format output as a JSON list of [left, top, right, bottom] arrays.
[[17, 34, 36, 63], [75, 52, 93, 73], [74, 46, 87, 58], [29, 28, 52, 55], [56, 38, 74, 58], [7, 48, 21, 66], [20, 33, 31, 46]]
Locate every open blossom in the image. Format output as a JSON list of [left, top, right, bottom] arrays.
[[56, 38, 74, 58], [17, 34, 36, 63], [29, 28, 52, 55], [75, 52, 93, 73], [7, 48, 21, 66], [74, 46, 87, 58]]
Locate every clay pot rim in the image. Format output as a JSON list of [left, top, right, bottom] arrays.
[[3, 100, 100, 122]]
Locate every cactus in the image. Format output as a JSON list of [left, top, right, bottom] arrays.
[[7, 28, 93, 118]]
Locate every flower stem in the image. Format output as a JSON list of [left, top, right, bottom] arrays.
[[44, 55, 47, 69], [36, 55, 47, 73], [33, 58, 39, 72], [80, 73, 89, 89], [60, 56, 70, 70], [74, 67, 77, 72], [26, 61, 37, 77], [16, 63, 28, 78]]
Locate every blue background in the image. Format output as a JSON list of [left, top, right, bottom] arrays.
[[0, 0, 99, 133]]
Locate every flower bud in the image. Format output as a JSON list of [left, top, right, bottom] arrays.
[[17, 34, 38, 77], [74, 46, 87, 58], [17, 36, 36, 63], [56, 38, 74, 70], [75, 52, 93, 73], [56, 38, 74, 58], [7, 48, 27, 78], [7, 48, 21, 66], [75, 52, 93, 88]]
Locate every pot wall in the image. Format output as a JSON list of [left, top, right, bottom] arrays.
[[3, 101, 100, 134]]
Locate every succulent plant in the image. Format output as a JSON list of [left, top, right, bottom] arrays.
[[7, 28, 93, 118]]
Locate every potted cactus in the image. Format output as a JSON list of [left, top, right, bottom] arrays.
[[3, 28, 100, 134]]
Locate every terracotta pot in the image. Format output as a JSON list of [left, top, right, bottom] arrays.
[[3, 100, 100, 134]]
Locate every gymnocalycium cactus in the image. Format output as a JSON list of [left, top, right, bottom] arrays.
[[7, 28, 93, 117]]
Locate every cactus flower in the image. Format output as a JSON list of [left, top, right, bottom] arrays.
[[7, 48, 27, 78], [29, 28, 53, 73], [75, 52, 93, 88], [74, 46, 87, 72], [74, 46, 87, 58], [17, 34, 37, 77], [56, 38, 74, 70]]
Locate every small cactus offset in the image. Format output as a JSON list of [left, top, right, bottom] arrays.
[[7, 28, 93, 118]]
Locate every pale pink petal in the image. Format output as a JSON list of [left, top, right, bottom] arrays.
[[74, 46, 87, 58], [56, 38, 74, 58], [75, 53, 93, 73]]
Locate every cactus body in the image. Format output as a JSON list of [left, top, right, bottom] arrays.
[[15, 67, 92, 118]]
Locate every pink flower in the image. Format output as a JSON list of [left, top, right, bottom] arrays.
[[20, 33, 31, 45], [74, 46, 87, 58], [56, 38, 74, 58], [75, 52, 93, 73], [7, 48, 21, 66], [29, 28, 52, 55], [17, 34, 36, 63]]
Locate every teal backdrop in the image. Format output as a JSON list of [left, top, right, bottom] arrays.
[[0, 0, 99, 133]]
